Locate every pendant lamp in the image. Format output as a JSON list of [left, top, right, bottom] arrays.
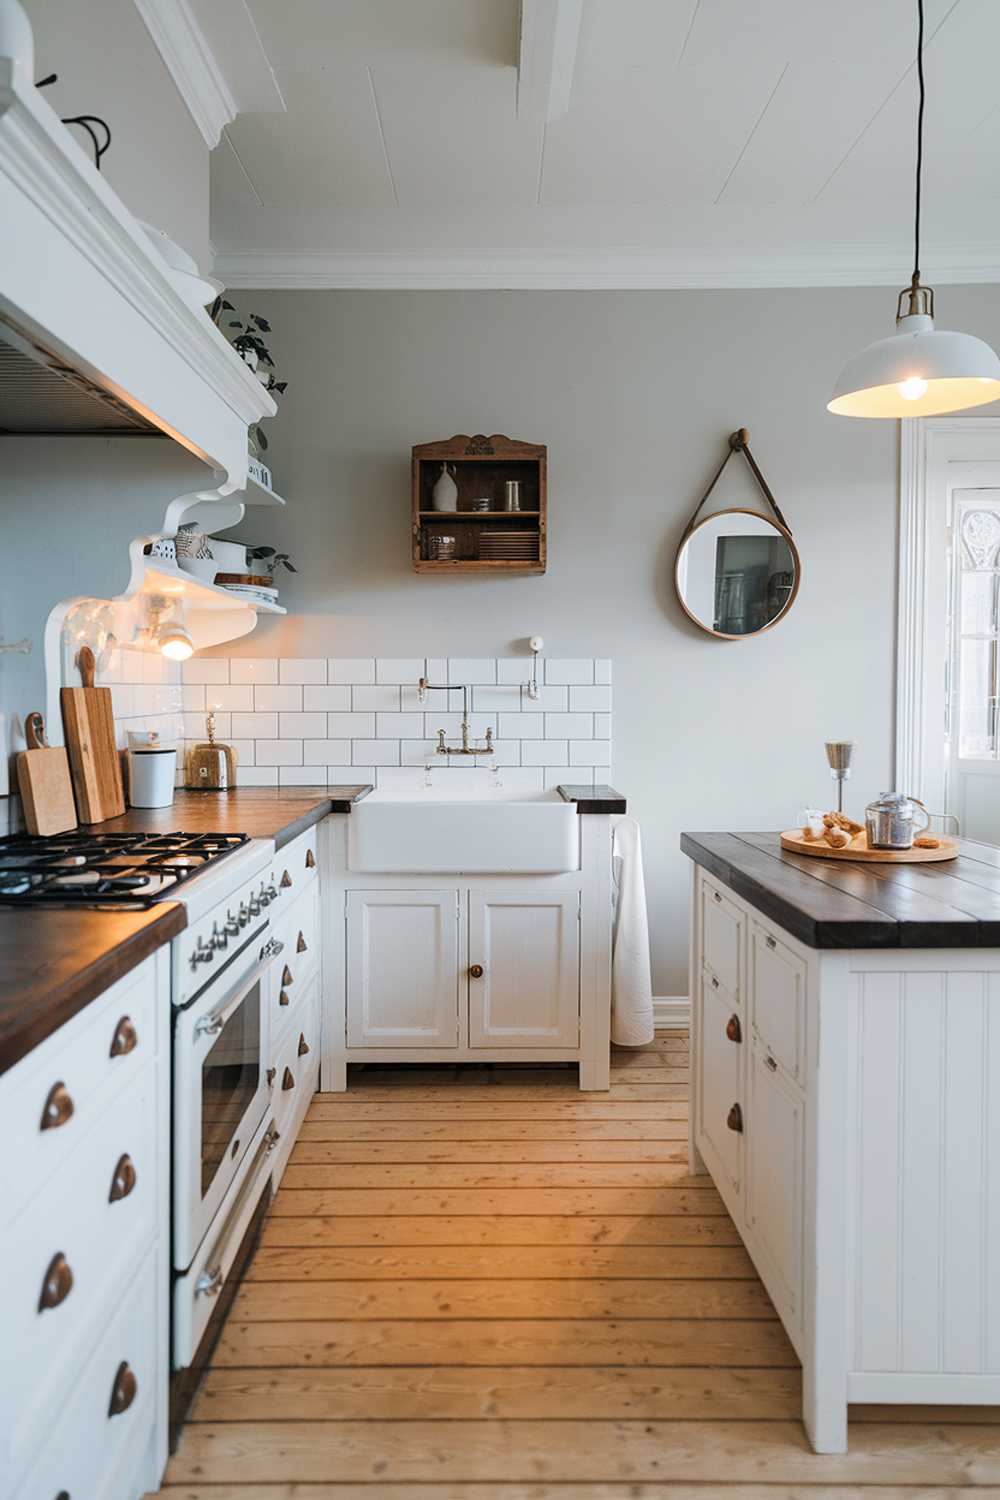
[[828, 0, 1000, 418]]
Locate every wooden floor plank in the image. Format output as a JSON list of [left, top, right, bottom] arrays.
[[279, 1161, 705, 1188], [306, 1100, 688, 1118], [290, 1138, 689, 1162], [331, 1084, 689, 1101], [158, 1487, 982, 1500], [296, 1118, 690, 1141], [245, 1243, 758, 1281], [258, 1214, 745, 1248], [269, 1187, 727, 1217]]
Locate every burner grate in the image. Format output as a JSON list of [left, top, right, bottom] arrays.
[[0, 831, 250, 908]]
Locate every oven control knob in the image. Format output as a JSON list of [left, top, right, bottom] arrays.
[[190, 937, 214, 969], [248, 894, 262, 917], [259, 884, 272, 908], [238, 902, 251, 928], [266, 884, 278, 903], [210, 922, 227, 952], [225, 911, 241, 938]]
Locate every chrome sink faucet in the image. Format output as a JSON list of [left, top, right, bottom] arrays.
[[418, 676, 494, 757]]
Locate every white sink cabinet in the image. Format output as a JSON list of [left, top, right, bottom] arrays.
[[323, 799, 617, 1091]]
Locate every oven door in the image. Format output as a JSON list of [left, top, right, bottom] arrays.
[[173, 934, 273, 1270]]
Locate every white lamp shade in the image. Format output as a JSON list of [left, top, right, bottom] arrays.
[[829, 314, 1000, 418]]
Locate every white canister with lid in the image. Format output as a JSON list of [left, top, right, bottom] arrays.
[[127, 731, 177, 808]]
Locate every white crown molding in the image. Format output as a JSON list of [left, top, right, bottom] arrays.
[[212, 245, 1000, 291], [133, 0, 236, 148]]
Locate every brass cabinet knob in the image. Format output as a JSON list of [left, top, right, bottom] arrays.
[[297, 1032, 310, 1057], [109, 1016, 138, 1058], [281, 964, 294, 988], [108, 1360, 138, 1417], [280, 869, 292, 889], [281, 1067, 295, 1091], [40, 1082, 74, 1132], [38, 1252, 73, 1312], [279, 990, 290, 1007], [266, 1066, 276, 1087], [725, 1014, 742, 1044], [109, 1153, 137, 1203], [296, 930, 308, 953], [726, 1102, 744, 1134], [305, 848, 316, 869]]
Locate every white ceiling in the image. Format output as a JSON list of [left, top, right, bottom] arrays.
[[194, 0, 1000, 287]]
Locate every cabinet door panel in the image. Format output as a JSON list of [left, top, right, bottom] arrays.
[[700, 876, 744, 1000], [696, 970, 744, 1196], [468, 891, 579, 1048], [347, 891, 459, 1048], [747, 1043, 804, 1326], [750, 920, 806, 1084]]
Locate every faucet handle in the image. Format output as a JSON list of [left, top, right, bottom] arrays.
[[417, 676, 429, 704], [484, 726, 493, 746], [436, 728, 447, 754]]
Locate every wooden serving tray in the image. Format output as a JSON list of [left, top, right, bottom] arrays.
[[780, 830, 959, 863]]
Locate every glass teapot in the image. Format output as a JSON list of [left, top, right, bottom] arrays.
[[864, 791, 931, 851]]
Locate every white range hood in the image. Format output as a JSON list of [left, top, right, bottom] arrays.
[[0, 3, 273, 488]]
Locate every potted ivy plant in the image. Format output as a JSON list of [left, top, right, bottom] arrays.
[[245, 545, 297, 584], [213, 299, 289, 455]]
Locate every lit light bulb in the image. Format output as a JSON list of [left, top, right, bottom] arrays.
[[159, 623, 194, 660], [897, 375, 928, 401]]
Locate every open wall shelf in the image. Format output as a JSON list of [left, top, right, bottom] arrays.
[[412, 434, 547, 574]]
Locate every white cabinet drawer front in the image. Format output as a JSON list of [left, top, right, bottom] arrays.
[[746, 1042, 804, 1332], [2, 1062, 157, 1474], [696, 971, 744, 1197], [274, 826, 320, 906], [273, 975, 319, 1131], [468, 891, 580, 1048], [0, 961, 156, 1227], [347, 890, 459, 1048], [14, 1247, 158, 1500], [700, 875, 743, 1001], [750, 920, 806, 1085], [271, 883, 320, 1039]]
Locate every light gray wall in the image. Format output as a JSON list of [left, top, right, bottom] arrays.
[[24, 0, 210, 267], [212, 285, 1000, 995]]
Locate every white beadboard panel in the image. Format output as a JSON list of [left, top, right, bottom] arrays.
[[376, 657, 425, 684], [354, 685, 401, 711], [182, 658, 229, 685], [181, 684, 205, 711], [304, 685, 352, 711], [330, 765, 375, 786], [594, 659, 612, 685], [899, 973, 945, 1375], [544, 658, 593, 685], [304, 739, 351, 765], [237, 765, 278, 786], [279, 712, 328, 738], [942, 973, 989, 1374], [330, 658, 375, 684], [279, 658, 328, 684], [229, 657, 278, 685], [472, 685, 521, 712], [206, 684, 254, 712], [279, 766, 329, 786], [254, 684, 303, 712], [569, 685, 612, 712], [990, 978, 1000, 1373], [521, 740, 570, 766], [429, 712, 496, 739], [376, 712, 424, 738], [231, 711, 278, 739], [448, 658, 496, 684], [496, 658, 532, 685], [328, 712, 376, 737], [570, 739, 611, 767], [354, 739, 400, 767], [498, 712, 544, 739], [254, 739, 303, 766], [522, 684, 568, 711], [546, 712, 593, 739], [855, 970, 902, 1374]]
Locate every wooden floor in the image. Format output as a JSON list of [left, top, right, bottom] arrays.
[[160, 1032, 1000, 1496]]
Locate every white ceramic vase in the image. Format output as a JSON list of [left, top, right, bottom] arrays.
[[431, 462, 458, 512]]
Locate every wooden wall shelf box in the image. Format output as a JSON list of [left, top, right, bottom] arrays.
[[412, 434, 547, 575]]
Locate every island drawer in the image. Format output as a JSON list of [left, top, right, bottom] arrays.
[[749, 918, 807, 1087], [699, 873, 744, 1002]]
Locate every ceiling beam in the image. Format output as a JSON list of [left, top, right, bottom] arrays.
[[518, 0, 583, 122]]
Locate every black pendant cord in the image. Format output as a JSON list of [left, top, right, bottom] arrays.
[[913, 0, 925, 284]]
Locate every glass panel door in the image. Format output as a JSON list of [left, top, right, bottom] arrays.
[[200, 977, 261, 1198]]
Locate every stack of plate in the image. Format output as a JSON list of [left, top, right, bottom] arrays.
[[477, 529, 538, 562]]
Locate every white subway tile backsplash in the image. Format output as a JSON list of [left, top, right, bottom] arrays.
[[569, 685, 612, 712], [354, 685, 401, 711], [206, 684, 254, 713], [378, 766, 430, 791], [376, 658, 424, 684], [489, 768, 545, 794], [472, 685, 520, 712], [328, 711, 376, 738], [229, 658, 278, 686], [354, 739, 400, 766], [594, 713, 611, 738], [330, 765, 374, 785], [425, 657, 447, 685], [254, 739, 303, 766], [237, 765, 278, 786], [401, 684, 457, 713], [431, 712, 496, 740], [401, 739, 440, 766], [496, 658, 532, 685], [279, 658, 327, 685], [279, 766, 328, 785], [594, 659, 612, 685], [545, 765, 590, 789], [304, 739, 350, 764], [280, 712, 327, 738], [498, 712, 543, 739], [570, 739, 611, 766], [181, 685, 205, 711], [544, 658, 593, 685], [231, 711, 278, 739], [183, 709, 229, 739], [304, 685, 351, 711], [330, 658, 375, 684], [546, 712, 593, 739], [521, 740, 569, 766], [449, 658, 496, 684], [228, 739, 255, 766], [182, 659, 229, 685], [521, 684, 568, 711], [254, 685, 303, 712], [376, 712, 424, 738], [490, 740, 522, 767]]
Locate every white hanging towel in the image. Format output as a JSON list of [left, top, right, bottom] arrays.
[[611, 816, 655, 1046]]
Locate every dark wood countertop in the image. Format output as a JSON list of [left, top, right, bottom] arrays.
[[682, 830, 1000, 949], [99, 784, 373, 848], [0, 903, 185, 1075], [557, 784, 627, 814]]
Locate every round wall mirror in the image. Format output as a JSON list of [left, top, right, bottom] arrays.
[[675, 508, 800, 639]]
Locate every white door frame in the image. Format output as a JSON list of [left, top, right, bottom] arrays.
[[897, 416, 1000, 812]]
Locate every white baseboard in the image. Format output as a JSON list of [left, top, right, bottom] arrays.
[[653, 996, 690, 1030]]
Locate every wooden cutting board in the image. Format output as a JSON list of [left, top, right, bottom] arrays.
[[60, 645, 125, 823], [16, 712, 78, 836]]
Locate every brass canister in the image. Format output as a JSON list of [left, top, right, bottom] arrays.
[[185, 711, 238, 790]]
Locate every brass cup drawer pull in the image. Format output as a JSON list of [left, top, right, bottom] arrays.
[[278, 990, 290, 1007], [713, 890, 722, 904], [109, 1153, 137, 1203], [469, 964, 484, 979], [39, 1252, 73, 1312], [298, 1032, 310, 1057], [305, 848, 316, 869], [281, 964, 294, 988], [296, 931, 308, 954], [266, 1066, 277, 1087], [710, 975, 719, 990], [281, 1066, 295, 1091], [725, 1014, 742, 1044], [108, 1360, 138, 1417], [109, 1015, 138, 1058], [765, 934, 777, 950], [726, 1102, 744, 1134], [40, 1081, 74, 1132], [280, 869, 292, 890], [765, 1053, 778, 1073]]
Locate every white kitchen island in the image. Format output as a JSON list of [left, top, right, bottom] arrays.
[[683, 831, 1000, 1454]]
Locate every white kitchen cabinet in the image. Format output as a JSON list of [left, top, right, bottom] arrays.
[[693, 967, 744, 1200], [346, 889, 460, 1048], [745, 1039, 804, 1337], [468, 890, 579, 1048]]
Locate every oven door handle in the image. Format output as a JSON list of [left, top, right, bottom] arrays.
[[191, 946, 274, 1043]]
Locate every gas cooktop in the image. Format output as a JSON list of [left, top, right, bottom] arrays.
[[0, 831, 250, 908]]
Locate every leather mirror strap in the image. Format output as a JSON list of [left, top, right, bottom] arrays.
[[681, 428, 792, 539]]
